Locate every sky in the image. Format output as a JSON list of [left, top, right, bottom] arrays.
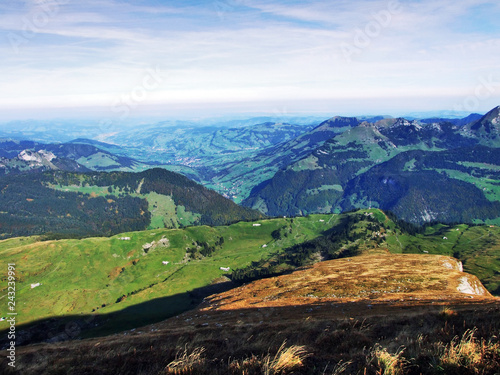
[[0, 0, 500, 121]]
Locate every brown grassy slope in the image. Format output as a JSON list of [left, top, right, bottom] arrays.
[[5, 253, 500, 375], [201, 253, 492, 313]]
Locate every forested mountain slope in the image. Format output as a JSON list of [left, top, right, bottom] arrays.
[[243, 106, 500, 224], [0, 168, 263, 239]]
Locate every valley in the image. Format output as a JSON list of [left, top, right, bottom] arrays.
[[1, 108, 500, 374], [4, 107, 499, 225]]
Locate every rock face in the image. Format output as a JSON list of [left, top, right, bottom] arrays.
[[18, 149, 57, 163], [142, 236, 170, 254], [457, 276, 488, 296], [467, 105, 500, 144], [0, 149, 88, 175], [441, 258, 463, 272]]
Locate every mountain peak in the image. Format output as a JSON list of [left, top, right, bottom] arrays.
[[314, 116, 359, 131], [486, 105, 500, 119], [468, 105, 500, 140], [374, 117, 421, 129], [476, 105, 500, 123]]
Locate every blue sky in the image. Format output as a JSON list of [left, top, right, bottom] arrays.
[[0, 0, 499, 120]]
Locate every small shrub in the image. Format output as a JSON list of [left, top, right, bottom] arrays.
[[439, 306, 457, 319]]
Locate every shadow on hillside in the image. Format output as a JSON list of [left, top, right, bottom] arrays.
[[0, 280, 238, 349], [3, 297, 500, 375]]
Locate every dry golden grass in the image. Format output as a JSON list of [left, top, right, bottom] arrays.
[[263, 341, 309, 374], [5, 254, 500, 374], [440, 329, 482, 368], [437, 328, 500, 373], [370, 345, 407, 375], [202, 254, 493, 315], [439, 306, 458, 318], [7, 302, 500, 374], [164, 346, 206, 374]]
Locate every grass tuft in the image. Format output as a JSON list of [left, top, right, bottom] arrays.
[[440, 329, 481, 368], [330, 360, 352, 375], [439, 306, 457, 319], [165, 346, 206, 374], [264, 341, 309, 374], [370, 345, 406, 375], [437, 328, 500, 373]]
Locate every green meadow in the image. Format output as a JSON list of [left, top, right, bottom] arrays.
[[0, 214, 335, 333], [1, 209, 499, 338]]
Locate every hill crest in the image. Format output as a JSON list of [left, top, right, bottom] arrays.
[[201, 253, 493, 313]]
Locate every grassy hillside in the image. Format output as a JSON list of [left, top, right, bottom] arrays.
[[206, 253, 493, 312], [1, 209, 500, 347], [5, 249, 499, 374], [242, 121, 450, 216], [204, 117, 357, 202], [385, 220, 500, 296], [0, 214, 334, 339], [224, 210, 500, 296], [341, 146, 500, 224]]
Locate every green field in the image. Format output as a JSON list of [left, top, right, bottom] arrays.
[[1, 209, 499, 340], [435, 168, 500, 203], [0, 214, 335, 334]]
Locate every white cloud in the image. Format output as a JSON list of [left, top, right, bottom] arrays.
[[0, 0, 499, 119]]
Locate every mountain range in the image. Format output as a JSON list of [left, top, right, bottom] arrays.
[[0, 139, 150, 174], [1, 107, 500, 374], [1, 107, 499, 229], [243, 106, 500, 224]]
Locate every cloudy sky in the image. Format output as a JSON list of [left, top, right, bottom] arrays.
[[0, 0, 499, 120]]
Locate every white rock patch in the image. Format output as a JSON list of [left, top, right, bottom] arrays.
[[457, 276, 486, 295], [441, 258, 463, 272], [38, 150, 56, 161], [442, 261, 454, 270]]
